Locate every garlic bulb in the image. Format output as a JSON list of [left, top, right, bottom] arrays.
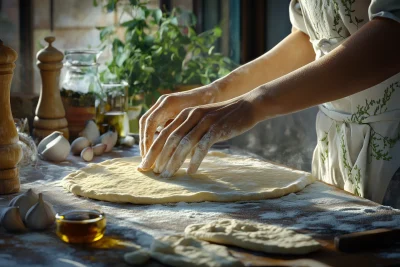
[[81, 147, 94, 162], [120, 136, 135, 147], [38, 132, 70, 162], [79, 120, 100, 145], [9, 188, 39, 220], [37, 131, 61, 154], [25, 193, 56, 230], [97, 131, 118, 152], [93, 143, 107, 156], [0, 207, 27, 232], [71, 137, 90, 155]]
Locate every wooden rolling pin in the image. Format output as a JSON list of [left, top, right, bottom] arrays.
[[335, 228, 400, 252]]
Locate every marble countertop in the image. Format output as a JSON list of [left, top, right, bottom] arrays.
[[1, 146, 400, 267]]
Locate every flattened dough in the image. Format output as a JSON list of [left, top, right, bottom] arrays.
[[62, 152, 315, 204], [185, 219, 321, 255], [150, 235, 243, 267]]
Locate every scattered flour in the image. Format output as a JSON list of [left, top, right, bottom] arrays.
[[6, 152, 400, 265]]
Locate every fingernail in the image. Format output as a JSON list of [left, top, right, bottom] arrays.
[[138, 160, 149, 171], [160, 170, 171, 179], [153, 166, 161, 174]]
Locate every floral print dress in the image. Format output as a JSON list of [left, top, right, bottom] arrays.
[[289, 0, 400, 207]]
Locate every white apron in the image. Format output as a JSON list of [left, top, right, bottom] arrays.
[[289, 0, 400, 206]]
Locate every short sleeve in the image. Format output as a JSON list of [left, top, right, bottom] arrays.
[[369, 0, 400, 23], [289, 0, 308, 34]]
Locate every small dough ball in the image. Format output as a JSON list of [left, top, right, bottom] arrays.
[[124, 249, 151, 265]]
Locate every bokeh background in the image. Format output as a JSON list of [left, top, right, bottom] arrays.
[[1, 0, 317, 171]]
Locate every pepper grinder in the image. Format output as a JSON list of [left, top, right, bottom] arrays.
[[0, 40, 22, 194], [33, 36, 69, 142]]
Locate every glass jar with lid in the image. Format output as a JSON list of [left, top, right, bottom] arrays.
[[60, 50, 103, 140], [97, 81, 130, 138]]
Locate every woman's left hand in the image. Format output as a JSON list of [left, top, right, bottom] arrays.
[[138, 94, 259, 178]]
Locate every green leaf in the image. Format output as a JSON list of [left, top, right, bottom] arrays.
[[99, 26, 115, 40], [200, 76, 210, 85], [213, 27, 222, 37], [116, 50, 130, 67], [106, 1, 117, 12], [176, 73, 183, 83], [208, 46, 215, 55], [142, 66, 155, 73], [152, 9, 163, 24], [121, 19, 140, 29], [171, 17, 178, 26], [93, 0, 98, 7], [193, 48, 201, 57]]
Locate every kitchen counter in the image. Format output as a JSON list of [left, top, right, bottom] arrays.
[[1, 146, 400, 267]]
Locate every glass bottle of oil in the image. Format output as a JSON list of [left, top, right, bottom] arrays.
[[98, 82, 129, 138]]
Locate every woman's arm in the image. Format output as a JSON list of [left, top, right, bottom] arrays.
[[212, 29, 315, 102], [139, 17, 400, 177], [139, 29, 315, 156], [252, 17, 400, 120]]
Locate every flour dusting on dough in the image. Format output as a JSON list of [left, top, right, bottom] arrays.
[[62, 152, 315, 204]]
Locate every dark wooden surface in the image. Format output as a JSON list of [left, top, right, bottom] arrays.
[[1, 146, 400, 267]]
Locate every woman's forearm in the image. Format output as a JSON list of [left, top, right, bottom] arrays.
[[212, 30, 316, 103], [248, 18, 400, 121]]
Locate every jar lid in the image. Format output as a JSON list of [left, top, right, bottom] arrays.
[[37, 36, 64, 63], [0, 39, 18, 65], [64, 50, 99, 66]]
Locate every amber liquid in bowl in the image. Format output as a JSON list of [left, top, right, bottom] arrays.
[[56, 210, 106, 244]]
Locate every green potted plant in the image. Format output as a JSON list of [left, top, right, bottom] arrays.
[[94, 0, 236, 132]]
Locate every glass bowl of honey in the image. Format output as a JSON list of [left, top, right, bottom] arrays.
[[56, 209, 106, 244]]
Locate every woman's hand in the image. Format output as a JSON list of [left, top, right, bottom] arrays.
[[139, 85, 219, 157], [138, 94, 259, 178]]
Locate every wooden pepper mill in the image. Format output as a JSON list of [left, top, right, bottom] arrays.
[[0, 39, 23, 194], [33, 36, 69, 142]]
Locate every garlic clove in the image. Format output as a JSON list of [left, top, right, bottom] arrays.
[[25, 193, 56, 231], [71, 137, 90, 155], [39, 133, 71, 162], [0, 207, 27, 232], [9, 188, 39, 221], [97, 131, 118, 152], [81, 147, 94, 162], [79, 120, 100, 145], [92, 143, 107, 156], [120, 136, 135, 147], [37, 131, 63, 154]]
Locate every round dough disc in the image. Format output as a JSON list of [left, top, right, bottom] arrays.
[[62, 152, 314, 204]]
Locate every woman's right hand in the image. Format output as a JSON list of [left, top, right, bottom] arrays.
[[139, 84, 219, 159]]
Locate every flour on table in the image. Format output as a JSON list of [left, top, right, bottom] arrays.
[[185, 219, 321, 255], [150, 235, 243, 267], [62, 152, 315, 204]]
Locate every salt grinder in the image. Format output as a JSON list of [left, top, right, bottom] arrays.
[[33, 36, 69, 142], [0, 40, 22, 194]]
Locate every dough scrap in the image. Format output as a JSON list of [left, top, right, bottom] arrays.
[[124, 249, 151, 265], [150, 235, 244, 267], [62, 152, 315, 204], [185, 219, 321, 255]]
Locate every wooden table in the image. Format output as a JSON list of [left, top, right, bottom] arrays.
[[1, 146, 400, 267]]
